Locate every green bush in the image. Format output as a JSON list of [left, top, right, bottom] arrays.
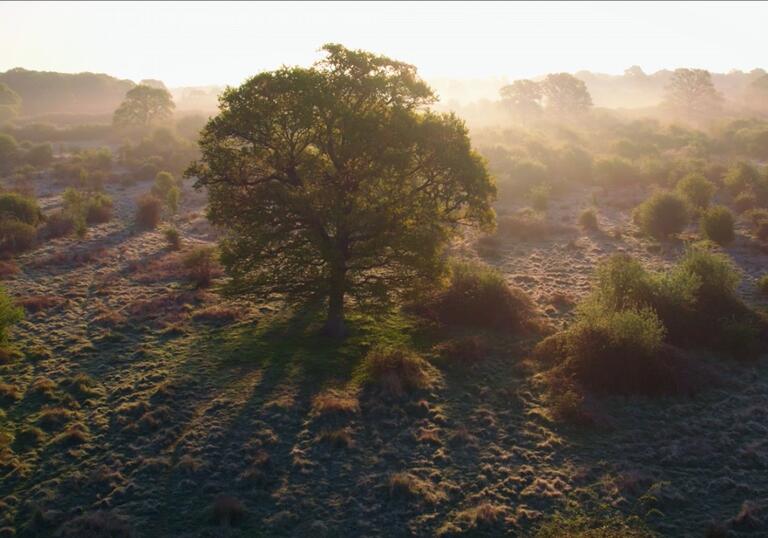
[[0, 283, 23, 345], [677, 245, 740, 305], [593, 156, 638, 186], [633, 191, 689, 239], [560, 302, 673, 394], [676, 173, 715, 209], [0, 219, 37, 255], [423, 260, 537, 331], [758, 274, 768, 295], [0, 192, 41, 226], [527, 183, 551, 212], [579, 208, 598, 230], [84, 193, 114, 225], [733, 190, 757, 213], [183, 245, 217, 287], [135, 194, 162, 230], [42, 210, 76, 239], [723, 161, 760, 196], [699, 206, 735, 245], [163, 226, 181, 250]]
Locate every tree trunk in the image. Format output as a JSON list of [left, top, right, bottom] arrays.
[[323, 285, 346, 338]]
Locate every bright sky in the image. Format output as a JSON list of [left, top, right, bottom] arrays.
[[1, 1, 766, 88]]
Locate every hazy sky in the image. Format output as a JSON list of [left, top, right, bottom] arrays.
[[1, 1, 766, 87]]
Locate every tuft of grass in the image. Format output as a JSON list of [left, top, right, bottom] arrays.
[[37, 407, 74, 430], [56, 511, 133, 538], [51, 422, 90, 446], [363, 346, 433, 398], [0, 382, 23, 403], [388, 472, 444, 504], [163, 226, 182, 250], [311, 389, 360, 418], [317, 427, 354, 449]]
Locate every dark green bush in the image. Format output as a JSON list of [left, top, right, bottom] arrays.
[[0, 283, 22, 345], [676, 173, 715, 209], [183, 245, 217, 287], [0, 219, 37, 255], [700, 206, 735, 245], [423, 261, 538, 331], [633, 191, 689, 239], [163, 226, 181, 250], [0, 192, 41, 226], [579, 208, 598, 230]]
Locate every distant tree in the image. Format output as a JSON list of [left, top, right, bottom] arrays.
[[187, 44, 495, 337], [746, 74, 768, 112], [0, 83, 21, 124], [113, 85, 175, 129], [499, 79, 542, 120], [541, 73, 593, 115], [664, 68, 723, 118]]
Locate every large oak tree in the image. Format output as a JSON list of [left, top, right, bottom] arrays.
[[187, 44, 495, 336], [113, 84, 175, 129]]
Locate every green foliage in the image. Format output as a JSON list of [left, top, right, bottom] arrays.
[[677, 244, 740, 304], [0, 284, 22, 346], [183, 245, 217, 287], [135, 193, 162, 230], [152, 171, 181, 213], [535, 500, 655, 537], [633, 191, 689, 239], [0, 82, 21, 124], [723, 161, 760, 196], [0, 133, 19, 172], [528, 183, 551, 212], [579, 208, 598, 230], [757, 274, 768, 295], [419, 260, 535, 331], [25, 143, 53, 168], [593, 156, 638, 186], [163, 226, 181, 250], [699, 206, 735, 245], [675, 173, 715, 209], [0, 192, 41, 226], [540, 73, 593, 115], [190, 44, 495, 335]]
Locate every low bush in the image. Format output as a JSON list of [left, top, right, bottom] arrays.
[[183, 245, 217, 287], [700, 206, 735, 245], [135, 194, 162, 230], [0, 218, 36, 256], [676, 172, 715, 209], [733, 190, 757, 213], [723, 161, 760, 197], [528, 183, 551, 212], [633, 191, 689, 239], [758, 274, 768, 295], [579, 208, 598, 230], [418, 260, 538, 332], [84, 193, 114, 224], [42, 210, 76, 239], [0, 192, 41, 226], [363, 346, 433, 397], [163, 226, 182, 250]]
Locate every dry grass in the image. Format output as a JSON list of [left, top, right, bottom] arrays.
[[37, 407, 74, 429], [17, 295, 65, 313], [364, 346, 434, 398], [190, 304, 241, 325], [317, 427, 354, 449], [311, 389, 360, 418], [56, 511, 132, 538], [388, 472, 445, 504]]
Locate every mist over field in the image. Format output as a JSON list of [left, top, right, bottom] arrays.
[[1, 2, 768, 537]]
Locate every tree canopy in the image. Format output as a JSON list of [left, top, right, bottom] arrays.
[[188, 44, 495, 336], [541, 73, 593, 115], [499, 79, 542, 119], [113, 85, 175, 129], [664, 68, 723, 119]]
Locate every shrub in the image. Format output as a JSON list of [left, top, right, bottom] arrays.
[[84, 193, 114, 224], [42, 210, 76, 239], [723, 161, 760, 196], [0, 192, 41, 226], [733, 190, 757, 213], [560, 302, 675, 394], [135, 194, 162, 229], [183, 245, 217, 287], [364, 346, 432, 397], [676, 173, 715, 209], [593, 156, 638, 186], [758, 275, 768, 295], [633, 191, 689, 239], [528, 183, 551, 212], [152, 171, 181, 213], [163, 226, 181, 250], [423, 260, 537, 331], [579, 208, 598, 230], [677, 245, 740, 305], [0, 219, 37, 255], [700, 206, 735, 245]]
